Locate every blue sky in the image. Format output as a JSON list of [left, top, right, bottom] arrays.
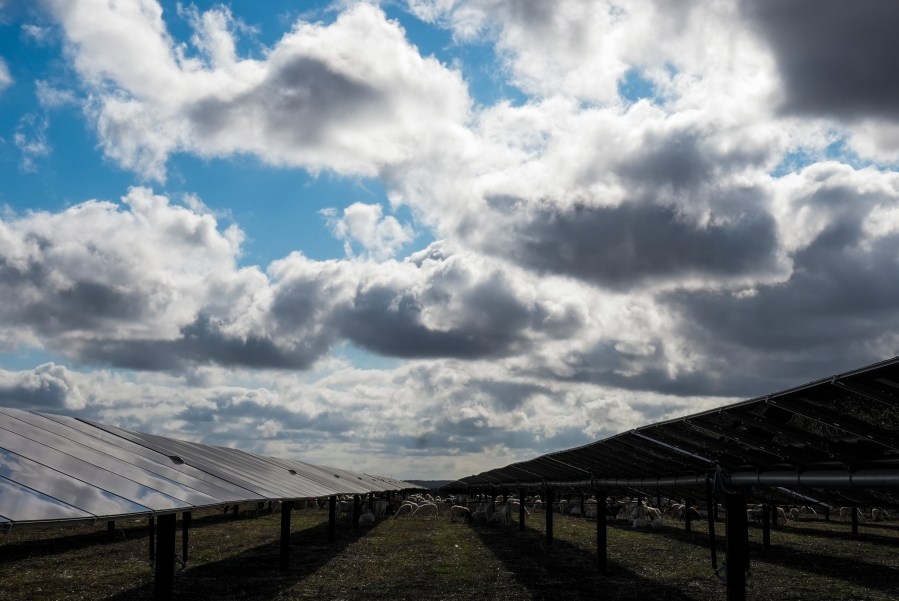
[[1, 0, 899, 479]]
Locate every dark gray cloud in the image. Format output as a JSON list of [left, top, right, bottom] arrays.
[[337, 278, 533, 359], [0, 255, 148, 336], [0, 378, 69, 410], [660, 180, 899, 395], [485, 198, 780, 290], [742, 0, 899, 120], [190, 56, 386, 147], [75, 313, 332, 371]]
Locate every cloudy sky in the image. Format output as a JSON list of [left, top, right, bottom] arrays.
[[1, 0, 898, 480]]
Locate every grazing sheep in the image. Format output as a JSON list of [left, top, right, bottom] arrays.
[[788, 507, 801, 520], [872, 508, 892, 521], [839, 507, 864, 522], [393, 504, 414, 519], [374, 499, 389, 519], [450, 505, 471, 523], [358, 508, 375, 526], [747, 507, 763, 525], [336, 500, 355, 520], [413, 503, 439, 520]]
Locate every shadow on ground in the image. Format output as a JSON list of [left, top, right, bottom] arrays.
[[105, 514, 372, 601], [469, 517, 706, 601]]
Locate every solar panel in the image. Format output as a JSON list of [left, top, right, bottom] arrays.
[[38, 413, 259, 501], [0, 409, 417, 528], [0, 447, 154, 519], [0, 411, 223, 508], [0, 476, 94, 523], [448, 355, 899, 509]]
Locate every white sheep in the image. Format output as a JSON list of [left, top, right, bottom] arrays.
[[872, 508, 892, 521], [336, 500, 355, 520], [358, 508, 375, 526], [839, 507, 864, 522], [450, 505, 471, 523], [374, 499, 389, 519], [413, 503, 439, 520], [393, 503, 414, 519]]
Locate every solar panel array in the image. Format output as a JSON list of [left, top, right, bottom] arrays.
[[448, 356, 899, 508], [0, 408, 416, 530]]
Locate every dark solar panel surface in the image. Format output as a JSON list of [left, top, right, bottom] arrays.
[[448, 356, 899, 508], [0, 410, 417, 529]]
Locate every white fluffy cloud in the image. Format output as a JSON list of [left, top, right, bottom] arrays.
[[321, 203, 415, 260], [45, 1, 471, 181]]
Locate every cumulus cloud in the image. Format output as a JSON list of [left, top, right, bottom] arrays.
[[321, 202, 415, 260], [742, 0, 899, 122], [44, 1, 472, 181], [741, 0, 899, 162], [0, 363, 84, 411]]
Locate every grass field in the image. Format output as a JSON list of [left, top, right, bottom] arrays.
[[1, 505, 897, 600]]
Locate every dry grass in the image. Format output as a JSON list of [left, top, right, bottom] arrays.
[[2, 505, 898, 600]]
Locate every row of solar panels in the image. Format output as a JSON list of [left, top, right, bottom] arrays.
[[446, 355, 899, 508], [0, 407, 417, 529]]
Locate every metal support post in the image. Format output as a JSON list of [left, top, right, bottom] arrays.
[[706, 477, 717, 571], [154, 513, 177, 601], [685, 498, 692, 535], [545, 488, 554, 546], [596, 488, 607, 575], [851, 505, 859, 537], [518, 487, 525, 531], [182, 512, 191, 565], [107, 520, 115, 540], [280, 500, 293, 571], [353, 495, 360, 529], [328, 496, 337, 543], [725, 493, 748, 601], [762, 505, 771, 550], [149, 515, 156, 563]]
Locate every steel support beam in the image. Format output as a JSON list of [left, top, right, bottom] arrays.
[[762, 505, 771, 550], [545, 488, 554, 546], [518, 487, 525, 531], [182, 511, 191, 565], [328, 496, 336, 543], [148, 515, 156, 563], [280, 500, 292, 571], [706, 477, 717, 572], [685, 498, 692, 535], [154, 513, 176, 601], [725, 493, 748, 601], [596, 488, 607, 575]]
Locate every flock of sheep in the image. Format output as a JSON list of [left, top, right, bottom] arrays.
[[325, 492, 894, 531]]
